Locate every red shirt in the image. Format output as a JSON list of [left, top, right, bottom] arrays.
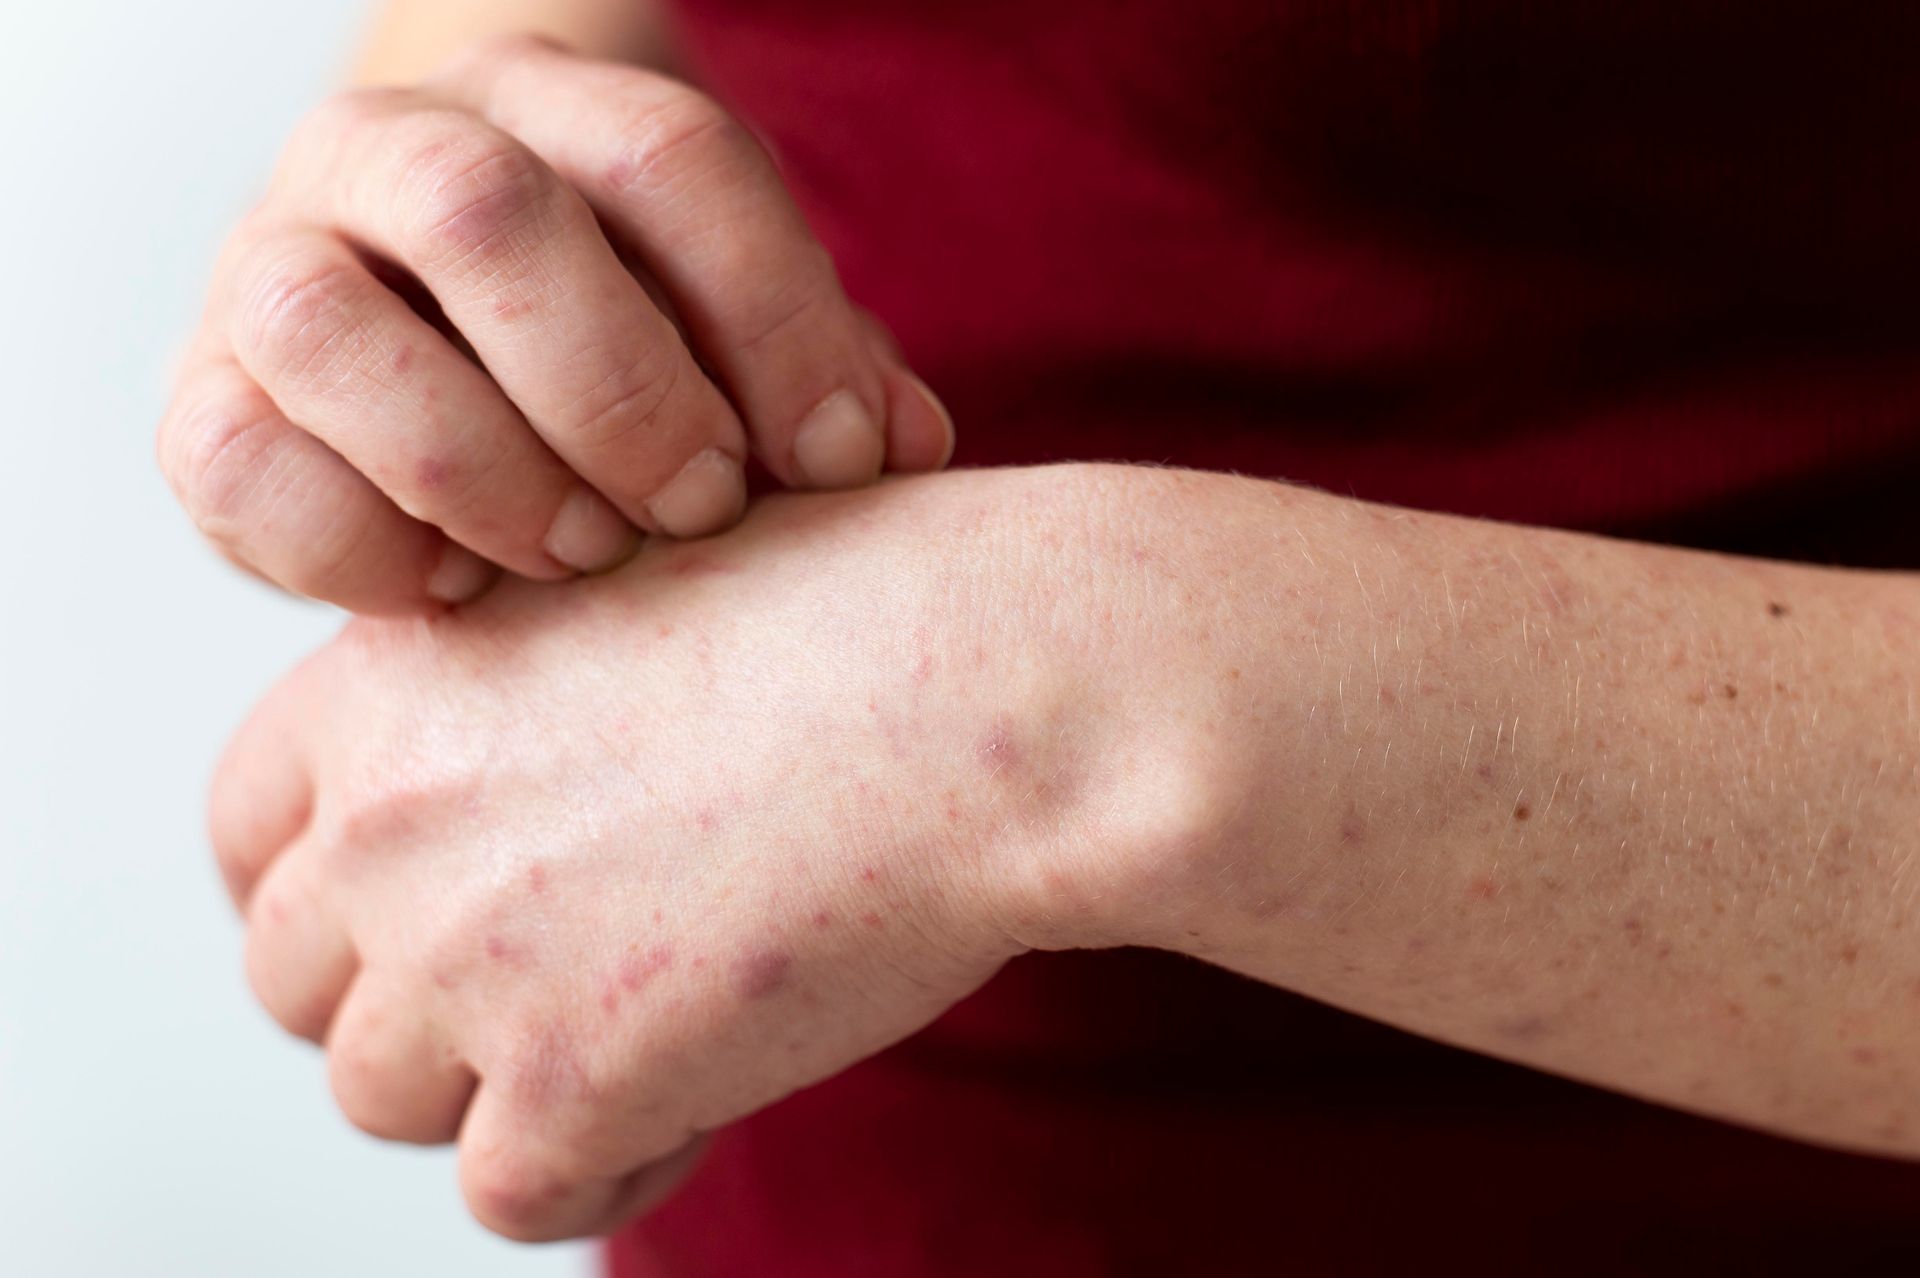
[[612, 3, 1920, 1272]]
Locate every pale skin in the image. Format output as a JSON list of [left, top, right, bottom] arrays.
[[173, 0, 1920, 1248]]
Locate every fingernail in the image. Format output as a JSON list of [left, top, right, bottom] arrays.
[[544, 485, 641, 573], [792, 390, 884, 488], [646, 447, 747, 538], [904, 372, 955, 469], [427, 542, 498, 604]]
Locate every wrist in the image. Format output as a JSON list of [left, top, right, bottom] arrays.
[[972, 465, 1311, 957]]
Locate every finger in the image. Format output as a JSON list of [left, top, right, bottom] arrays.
[[328, 973, 477, 1144], [219, 229, 640, 580], [277, 87, 750, 539], [854, 309, 954, 473], [160, 353, 502, 614], [206, 673, 318, 911], [433, 37, 949, 490], [243, 846, 359, 1043], [457, 1079, 650, 1242]]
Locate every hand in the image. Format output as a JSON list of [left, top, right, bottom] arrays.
[[207, 466, 1222, 1240], [158, 35, 954, 614]]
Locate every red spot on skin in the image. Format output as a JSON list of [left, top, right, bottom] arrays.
[[1763, 972, 1785, 988], [264, 897, 289, 925], [862, 912, 884, 928], [528, 866, 546, 895], [1854, 1046, 1882, 1066], [651, 908, 664, 924], [860, 866, 878, 882], [484, 936, 521, 967], [1339, 809, 1368, 846], [733, 950, 792, 999], [1466, 876, 1501, 901], [695, 808, 718, 833], [390, 344, 413, 374], [945, 801, 962, 824], [620, 944, 673, 991], [1621, 918, 1644, 944], [811, 911, 833, 930], [1475, 763, 1495, 783], [657, 624, 675, 639], [1377, 686, 1397, 706], [492, 298, 529, 320], [433, 969, 457, 991], [1654, 943, 1673, 960], [692, 956, 707, 969], [911, 652, 934, 687], [1840, 944, 1861, 965], [1512, 802, 1532, 821], [415, 457, 453, 491], [1724, 1001, 1747, 1021], [977, 716, 1021, 774], [599, 982, 619, 1015]]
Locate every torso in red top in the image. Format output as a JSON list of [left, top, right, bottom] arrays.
[[611, 3, 1920, 1273]]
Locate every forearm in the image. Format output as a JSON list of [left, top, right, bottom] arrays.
[[353, 0, 679, 83], [1042, 465, 1920, 1156]]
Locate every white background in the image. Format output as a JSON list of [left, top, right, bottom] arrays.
[[0, 2, 589, 1273]]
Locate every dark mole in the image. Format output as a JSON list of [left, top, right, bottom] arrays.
[[1839, 943, 1861, 965], [1512, 802, 1531, 821], [733, 950, 792, 999], [1768, 601, 1790, 618], [1763, 971, 1785, 988], [1723, 684, 1739, 700]]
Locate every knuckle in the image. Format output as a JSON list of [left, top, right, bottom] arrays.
[[165, 382, 282, 540], [243, 918, 328, 1042], [233, 248, 368, 379], [603, 87, 746, 197], [399, 122, 556, 268], [463, 1157, 574, 1241], [564, 352, 683, 456]]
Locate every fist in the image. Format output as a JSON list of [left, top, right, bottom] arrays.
[[159, 35, 953, 613], [205, 471, 1172, 1240]]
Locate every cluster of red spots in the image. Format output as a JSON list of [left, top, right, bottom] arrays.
[[599, 945, 674, 1016], [732, 949, 793, 1000]]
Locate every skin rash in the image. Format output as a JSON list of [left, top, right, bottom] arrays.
[[214, 463, 1920, 1241]]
